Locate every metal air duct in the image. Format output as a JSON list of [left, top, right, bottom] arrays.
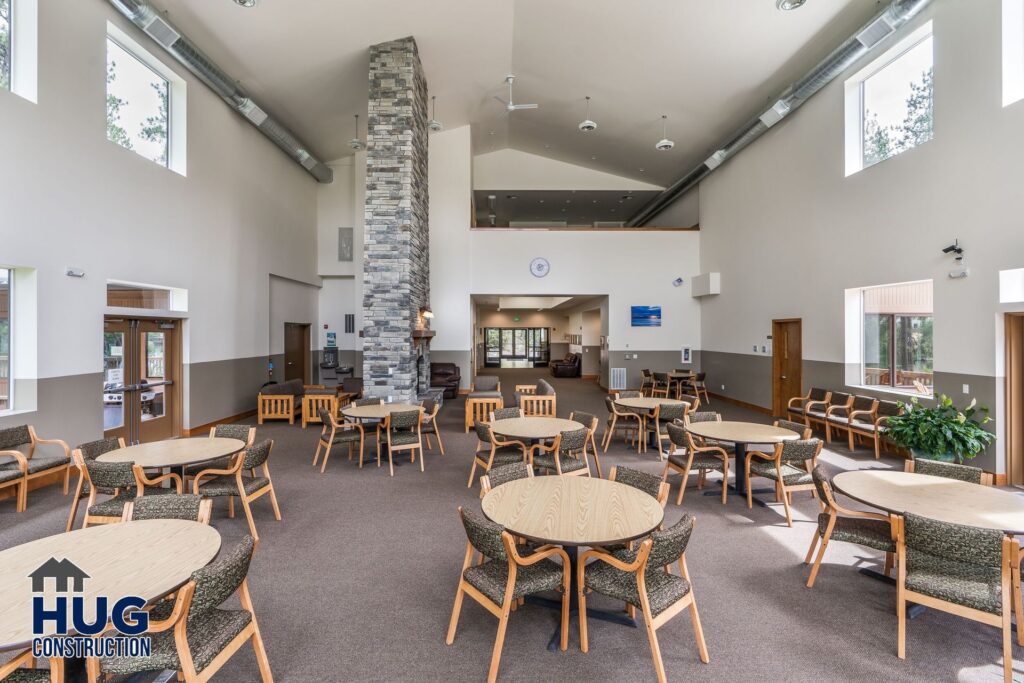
[[107, 0, 333, 183], [627, 0, 933, 227]]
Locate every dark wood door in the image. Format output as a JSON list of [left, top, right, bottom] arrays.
[[1006, 314, 1024, 485], [284, 323, 310, 382], [772, 319, 802, 418], [103, 318, 180, 443]]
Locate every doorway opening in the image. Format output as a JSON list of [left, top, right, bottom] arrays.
[[484, 327, 549, 368], [284, 323, 311, 383], [103, 317, 181, 443], [772, 319, 803, 417]]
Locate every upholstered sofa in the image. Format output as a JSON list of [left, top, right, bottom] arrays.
[[257, 379, 307, 424], [551, 353, 581, 378], [430, 362, 462, 399]]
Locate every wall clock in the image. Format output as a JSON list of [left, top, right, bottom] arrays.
[[529, 257, 550, 278]]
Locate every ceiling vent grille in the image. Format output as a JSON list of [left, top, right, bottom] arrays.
[[610, 368, 627, 391], [856, 16, 897, 48], [141, 15, 180, 48]]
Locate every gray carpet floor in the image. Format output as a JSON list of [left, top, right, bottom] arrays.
[[2, 367, 1021, 682]]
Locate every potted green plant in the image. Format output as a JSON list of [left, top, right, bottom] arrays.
[[886, 395, 995, 463]]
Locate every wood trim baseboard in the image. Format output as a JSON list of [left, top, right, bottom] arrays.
[[707, 392, 774, 417], [183, 409, 257, 437]]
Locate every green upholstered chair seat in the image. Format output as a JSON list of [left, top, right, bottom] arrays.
[[532, 453, 586, 473], [463, 558, 563, 605], [818, 513, 895, 552], [421, 421, 438, 435], [585, 555, 691, 617], [905, 558, 1002, 614], [327, 430, 362, 445], [0, 466, 23, 483], [805, 409, 827, 419], [0, 453, 69, 475], [389, 431, 420, 447], [197, 475, 269, 497], [749, 461, 811, 485], [3, 669, 53, 682], [88, 488, 177, 517], [99, 609, 252, 675], [826, 415, 850, 425], [668, 452, 725, 471], [484, 449, 526, 467]]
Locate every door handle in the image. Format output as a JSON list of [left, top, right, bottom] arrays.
[[780, 376, 787, 380]]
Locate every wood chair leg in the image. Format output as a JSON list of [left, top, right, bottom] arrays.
[[267, 483, 282, 522], [804, 531, 819, 564], [1003, 598, 1014, 683], [228, 496, 235, 518], [806, 534, 830, 588], [559, 573, 570, 652], [578, 587, 589, 653], [720, 464, 728, 505], [319, 443, 333, 474], [66, 476, 85, 532], [358, 436, 365, 468], [347, 443, 353, 461], [445, 584, 465, 645], [436, 429, 446, 456], [239, 494, 259, 541], [247, 612, 274, 683], [641, 606, 667, 683], [874, 435, 881, 460], [487, 602, 512, 683], [1014, 563, 1024, 647], [897, 578, 907, 659], [780, 484, 794, 527], [883, 552, 893, 577], [312, 440, 322, 466], [676, 468, 689, 506], [745, 461, 753, 509], [688, 597, 710, 664], [467, 458, 479, 488], [63, 467, 70, 495]]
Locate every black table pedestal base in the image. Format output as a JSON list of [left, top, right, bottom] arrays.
[[702, 485, 776, 505]]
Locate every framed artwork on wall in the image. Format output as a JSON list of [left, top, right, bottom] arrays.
[[631, 305, 662, 327]]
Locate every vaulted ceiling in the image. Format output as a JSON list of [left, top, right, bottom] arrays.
[[152, 0, 881, 186]]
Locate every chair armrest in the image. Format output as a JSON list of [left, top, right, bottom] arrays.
[[875, 415, 893, 428], [34, 436, 71, 456], [0, 649, 34, 679], [528, 442, 554, 457], [0, 449, 28, 473], [825, 404, 850, 417], [493, 435, 527, 450], [133, 465, 183, 494], [580, 547, 646, 573], [145, 584, 192, 633], [787, 396, 805, 409], [692, 444, 731, 459], [191, 456, 243, 492], [744, 449, 775, 463], [805, 399, 828, 413], [848, 409, 875, 423], [512, 544, 570, 567]]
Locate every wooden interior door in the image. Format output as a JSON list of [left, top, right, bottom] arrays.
[[1006, 314, 1024, 485], [772, 319, 803, 417], [284, 323, 310, 383]]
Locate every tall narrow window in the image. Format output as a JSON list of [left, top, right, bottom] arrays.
[[861, 281, 933, 393], [0, 269, 11, 411], [106, 37, 170, 167], [845, 23, 934, 175], [0, 0, 11, 91]]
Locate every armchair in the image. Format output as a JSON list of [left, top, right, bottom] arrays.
[[0, 425, 71, 513]]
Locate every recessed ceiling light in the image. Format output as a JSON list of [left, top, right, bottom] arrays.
[[539, 200, 545, 204], [776, 0, 806, 9], [639, 168, 646, 173], [592, 200, 598, 204], [591, 156, 597, 160], [234, 0, 257, 6], [565, 200, 571, 204]]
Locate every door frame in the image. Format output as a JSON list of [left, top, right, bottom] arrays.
[[771, 318, 803, 417], [1005, 313, 1024, 485]]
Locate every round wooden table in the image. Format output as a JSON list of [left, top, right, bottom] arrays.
[[96, 437, 246, 469], [340, 403, 424, 420], [483, 476, 663, 650], [685, 421, 799, 495], [0, 520, 221, 651], [489, 417, 584, 442], [832, 470, 1024, 533]]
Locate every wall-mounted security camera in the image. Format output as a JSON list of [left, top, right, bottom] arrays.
[[944, 239, 968, 279], [672, 277, 684, 287], [942, 242, 964, 255]]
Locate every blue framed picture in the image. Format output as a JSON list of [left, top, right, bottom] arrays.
[[631, 306, 661, 327]]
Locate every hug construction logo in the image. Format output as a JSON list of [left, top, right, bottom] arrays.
[[29, 557, 152, 659]]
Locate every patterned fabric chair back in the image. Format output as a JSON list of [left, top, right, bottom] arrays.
[[666, 422, 688, 449], [486, 462, 531, 489], [77, 438, 122, 461], [0, 425, 31, 451], [811, 465, 835, 507], [558, 428, 588, 456], [474, 421, 495, 445], [686, 411, 720, 425], [779, 438, 822, 464], [613, 466, 663, 500], [618, 390, 642, 399], [130, 494, 205, 522], [679, 394, 700, 408], [695, 372, 706, 382], [492, 407, 522, 421], [653, 372, 669, 383], [317, 406, 335, 427], [604, 396, 615, 414], [903, 512, 1003, 575], [85, 459, 137, 491], [775, 419, 808, 436], [459, 507, 507, 561], [389, 410, 420, 432], [536, 379, 556, 396], [829, 392, 852, 408], [877, 400, 902, 418], [645, 514, 695, 569], [571, 411, 597, 431], [242, 439, 273, 470], [851, 395, 877, 412], [355, 398, 383, 407], [213, 424, 253, 444], [188, 536, 256, 620], [657, 403, 687, 422], [474, 376, 500, 392], [422, 399, 438, 416], [913, 459, 985, 484], [808, 387, 829, 401]]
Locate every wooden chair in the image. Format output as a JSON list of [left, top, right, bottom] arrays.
[[520, 394, 556, 417], [301, 391, 337, 429], [804, 466, 895, 588], [678, 393, 702, 413], [420, 398, 445, 456], [193, 440, 281, 542], [257, 389, 298, 424], [650, 372, 671, 399], [774, 418, 812, 439], [816, 391, 852, 439], [313, 406, 365, 472], [122, 494, 213, 525], [639, 369, 654, 397], [351, 397, 385, 441], [787, 387, 831, 423], [744, 438, 823, 527], [465, 397, 503, 432], [379, 409, 423, 476], [579, 515, 709, 683], [514, 384, 536, 395], [182, 424, 257, 482], [602, 395, 642, 453], [826, 394, 877, 449], [468, 422, 527, 487], [530, 428, 591, 476], [69, 453, 181, 528], [663, 422, 729, 506], [895, 513, 1016, 683], [490, 407, 522, 421], [904, 458, 993, 485], [0, 425, 71, 513], [0, 648, 64, 682], [645, 402, 688, 460], [569, 411, 603, 478], [609, 465, 669, 507], [849, 399, 902, 459], [690, 372, 710, 405], [66, 437, 126, 531], [479, 461, 533, 496], [86, 536, 273, 683]]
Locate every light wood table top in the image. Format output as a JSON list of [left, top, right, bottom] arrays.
[[685, 421, 799, 445], [0, 520, 221, 650], [669, 371, 695, 378], [614, 397, 688, 411], [96, 437, 246, 468], [341, 403, 424, 420], [832, 470, 1024, 534], [482, 476, 664, 547], [489, 417, 584, 441]]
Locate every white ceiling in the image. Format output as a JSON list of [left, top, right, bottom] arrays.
[[152, 0, 880, 186]]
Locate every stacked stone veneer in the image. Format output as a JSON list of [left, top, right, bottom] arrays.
[[362, 37, 431, 403]]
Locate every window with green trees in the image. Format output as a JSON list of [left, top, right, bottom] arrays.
[[0, 0, 11, 92], [106, 37, 170, 167], [861, 281, 933, 393]]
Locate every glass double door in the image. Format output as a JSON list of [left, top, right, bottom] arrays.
[[484, 327, 549, 367], [103, 318, 180, 443]]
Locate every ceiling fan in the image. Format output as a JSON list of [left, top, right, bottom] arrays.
[[494, 75, 538, 112]]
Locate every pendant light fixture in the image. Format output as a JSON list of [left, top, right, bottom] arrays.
[[578, 96, 597, 132], [349, 114, 365, 151], [428, 96, 443, 132], [655, 114, 675, 151], [776, 0, 807, 9]]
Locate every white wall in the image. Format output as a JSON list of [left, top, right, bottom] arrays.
[[319, 277, 359, 350], [269, 276, 320, 357], [474, 148, 663, 191], [0, 0, 318, 429]]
